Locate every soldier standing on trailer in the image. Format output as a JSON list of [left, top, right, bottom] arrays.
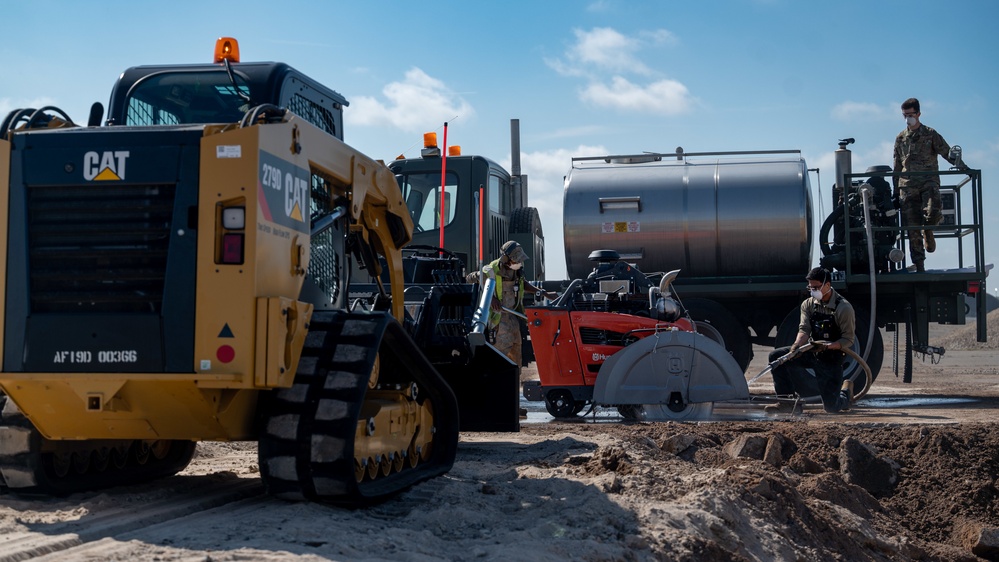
[[892, 97, 962, 272], [766, 267, 856, 414]]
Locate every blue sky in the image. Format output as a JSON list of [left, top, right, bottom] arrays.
[[3, 0, 996, 287]]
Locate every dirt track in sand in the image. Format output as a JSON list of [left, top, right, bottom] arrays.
[[0, 319, 996, 561]]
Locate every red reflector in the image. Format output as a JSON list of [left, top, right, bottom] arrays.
[[222, 233, 244, 264], [968, 281, 980, 294], [217, 345, 235, 363]]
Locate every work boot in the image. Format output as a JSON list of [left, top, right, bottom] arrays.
[[914, 261, 925, 273], [842, 378, 855, 402], [764, 401, 803, 415], [832, 378, 855, 412], [924, 229, 936, 253]]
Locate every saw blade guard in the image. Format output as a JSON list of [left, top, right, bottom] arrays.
[[593, 329, 749, 407]]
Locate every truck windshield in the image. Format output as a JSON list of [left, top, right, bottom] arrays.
[[396, 171, 458, 233], [125, 71, 250, 126]]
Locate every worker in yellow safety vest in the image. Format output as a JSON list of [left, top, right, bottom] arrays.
[[480, 240, 553, 366]]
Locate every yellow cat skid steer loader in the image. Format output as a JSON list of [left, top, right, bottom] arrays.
[[0, 38, 459, 506]]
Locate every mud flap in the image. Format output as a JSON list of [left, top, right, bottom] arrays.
[[436, 342, 520, 432], [593, 330, 748, 407]]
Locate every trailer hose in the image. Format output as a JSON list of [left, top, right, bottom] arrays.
[[859, 183, 877, 364]]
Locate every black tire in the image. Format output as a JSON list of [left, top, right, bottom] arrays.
[[544, 389, 577, 418], [683, 298, 752, 371], [510, 207, 543, 239], [775, 306, 883, 397], [509, 207, 544, 280]]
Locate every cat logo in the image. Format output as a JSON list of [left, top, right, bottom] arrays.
[[83, 150, 130, 181]]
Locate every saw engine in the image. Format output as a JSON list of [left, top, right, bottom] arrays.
[[523, 251, 749, 420]]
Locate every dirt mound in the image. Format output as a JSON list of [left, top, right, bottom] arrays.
[[936, 309, 999, 350], [532, 421, 999, 560]]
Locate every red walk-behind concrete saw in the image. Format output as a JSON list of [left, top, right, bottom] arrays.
[[522, 250, 749, 420]]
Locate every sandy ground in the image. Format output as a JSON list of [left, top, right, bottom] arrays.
[[1, 317, 997, 561]]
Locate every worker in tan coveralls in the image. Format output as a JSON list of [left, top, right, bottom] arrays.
[[892, 97, 964, 272], [481, 241, 554, 367]]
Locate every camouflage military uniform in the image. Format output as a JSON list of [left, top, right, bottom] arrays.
[[893, 124, 953, 266]]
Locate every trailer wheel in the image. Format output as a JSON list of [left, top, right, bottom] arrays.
[[775, 306, 882, 398], [683, 298, 752, 371]]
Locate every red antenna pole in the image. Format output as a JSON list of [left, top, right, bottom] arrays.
[[438, 122, 448, 252]]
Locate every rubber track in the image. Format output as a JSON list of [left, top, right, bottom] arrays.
[[0, 395, 197, 495], [257, 310, 458, 506]]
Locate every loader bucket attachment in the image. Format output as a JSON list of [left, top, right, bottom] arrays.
[[436, 344, 520, 432], [408, 283, 521, 433], [593, 329, 748, 408]]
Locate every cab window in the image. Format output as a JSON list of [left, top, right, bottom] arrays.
[[397, 171, 459, 232], [125, 71, 250, 125]]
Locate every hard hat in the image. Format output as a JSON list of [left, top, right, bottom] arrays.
[[501, 240, 528, 262]]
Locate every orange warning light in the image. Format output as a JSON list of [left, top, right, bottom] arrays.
[[214, 37, 240, 64]]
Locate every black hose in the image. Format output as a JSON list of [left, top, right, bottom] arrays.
[[1, 108, 35, 137], [239, 104, 286, 128], [904, 308, 913, 383], [818, 204, 845, 256], [25, 106, 75, 129]]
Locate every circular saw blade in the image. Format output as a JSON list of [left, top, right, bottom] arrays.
[[640, 402, 714, 421]]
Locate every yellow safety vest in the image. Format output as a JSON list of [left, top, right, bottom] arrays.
[[483, 258, 525, 328]]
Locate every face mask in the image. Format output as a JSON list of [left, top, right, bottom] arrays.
[[809, 288, 824, 300], [509, 262, 523, 270], [906, 116, 917, 127]]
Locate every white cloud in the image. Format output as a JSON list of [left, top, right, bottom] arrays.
[[575, 28, 652, 75], [582, 76, 693, 115], [546, 27, 695, 116], [831, 101, 893, 122], [348, 68, 474, 133], [639, 29, 679, 45], [550, 27, 655, 77], [585, 0, 614, 12], [502, 145, 608, 280]]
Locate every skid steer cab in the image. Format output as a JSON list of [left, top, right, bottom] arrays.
[[523, 250, 749, 420]]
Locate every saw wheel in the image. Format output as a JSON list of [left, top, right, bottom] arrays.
[[639, 402, 714, 421]]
